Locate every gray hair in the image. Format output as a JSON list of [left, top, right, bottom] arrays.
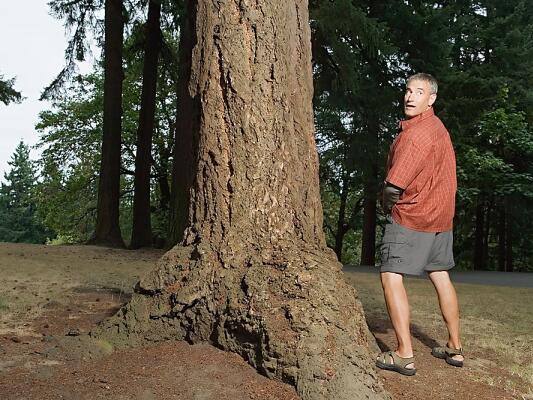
[[407, 73, 438, 94]]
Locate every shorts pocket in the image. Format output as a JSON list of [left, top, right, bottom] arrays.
[[380, 222, 409, 265], [385, 242, 409, 265]]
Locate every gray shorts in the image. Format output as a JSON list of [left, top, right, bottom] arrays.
[[378, 216, 455, 276]]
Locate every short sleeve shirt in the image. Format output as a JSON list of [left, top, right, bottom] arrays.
[[386, 107, 457, 232]]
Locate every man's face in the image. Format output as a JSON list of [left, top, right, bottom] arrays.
[[404, 79, 436, 119]]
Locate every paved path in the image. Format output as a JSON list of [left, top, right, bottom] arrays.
[[343, 265, 533, 288]]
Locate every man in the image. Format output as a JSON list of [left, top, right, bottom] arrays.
[[375, 73, 464, 376]]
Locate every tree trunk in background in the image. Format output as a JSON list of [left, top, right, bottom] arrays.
[[505, 197, 513, 272], [130, 0, 162, 249], [157, 172, 170, 211], [497, 200, 505, 271], [97, 2, 388, 399], [334, 180, 348, 261], [167, 1, 198, 247], [473, 200, 485, 270], [483, 201, 492, 269], [360, 120, 378, 266], [91, 0, 125, 248], [361, 179, 377, 266]]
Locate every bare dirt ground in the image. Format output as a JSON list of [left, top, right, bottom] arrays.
[[0, 243, 531, 399]]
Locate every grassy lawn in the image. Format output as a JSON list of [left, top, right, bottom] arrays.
[[344, 270, 533, 398]]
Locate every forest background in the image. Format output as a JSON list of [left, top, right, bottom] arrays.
[[0, 0, 531, 272]]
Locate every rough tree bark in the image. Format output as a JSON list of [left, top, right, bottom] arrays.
[[130, 0, 162, 249], [96, 2, 389, 399], [91, 0, 125, 248]]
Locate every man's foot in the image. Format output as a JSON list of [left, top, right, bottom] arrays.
[[376, 351, 416, 376], [431, 344, 464, 367]]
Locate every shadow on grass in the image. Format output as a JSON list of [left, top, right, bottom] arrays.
[[367, 314, 440, 352]]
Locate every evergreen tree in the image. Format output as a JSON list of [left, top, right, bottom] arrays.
[[36, 57, 177, 243], [439, 0, 533, 270], [41, 0, 104, 100], [90, 0, 126, 248], [130, 0, 163, 249], [0, 142, 50, 243], [0, 73, 22, 105], [310, 0, 402, 264]]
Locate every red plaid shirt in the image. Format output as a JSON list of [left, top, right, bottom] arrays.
[[386, 107, 457, 232]]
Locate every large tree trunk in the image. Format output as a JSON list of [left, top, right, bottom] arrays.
[[96, 2, 388, 399], [91, 0, 125, 248], [130, 0, 162, 249], [167, 2, 198, 247]]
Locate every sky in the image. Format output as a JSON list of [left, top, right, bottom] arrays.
[[0, 1, 94, 179]]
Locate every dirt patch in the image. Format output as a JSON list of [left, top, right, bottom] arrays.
[[1, 338, 299, 400], [0, 285, 298, 400], [34, 287, 129, 337]]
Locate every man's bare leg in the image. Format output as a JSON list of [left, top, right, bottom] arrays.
[[428, 270, 464, 362], [380, 272, 415, 368]]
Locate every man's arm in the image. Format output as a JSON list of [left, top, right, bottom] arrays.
[[382, 182, 403, 214]]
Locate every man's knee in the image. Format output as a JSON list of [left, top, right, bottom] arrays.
[[380, 271, 404, 289], [428, 270, 451, 286]]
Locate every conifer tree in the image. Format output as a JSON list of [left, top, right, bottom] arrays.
[[0, 142, 50, 243], [0, 73, 22, 105]]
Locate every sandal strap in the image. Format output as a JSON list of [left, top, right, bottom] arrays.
[[390, 351, 415, 368], [378, 351, 392, 364], [445, 346, 463, 356]]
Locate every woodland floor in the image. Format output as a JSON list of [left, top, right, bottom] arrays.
[[0, 243, 531, 400]]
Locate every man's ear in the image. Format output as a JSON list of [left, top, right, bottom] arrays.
[[429, 93, 437, 106]]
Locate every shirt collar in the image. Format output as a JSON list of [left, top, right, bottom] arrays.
[[400, 107, 435, 131]]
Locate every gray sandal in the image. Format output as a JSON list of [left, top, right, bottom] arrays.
[[432, 345, 464, 367], [376, 351, 416, 376]]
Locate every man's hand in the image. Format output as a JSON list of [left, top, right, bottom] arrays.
[[382, 182, 403, 214]]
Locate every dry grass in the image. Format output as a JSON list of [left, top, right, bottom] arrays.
[[0, 242, 164, 336], [344, 270, 533, 396]]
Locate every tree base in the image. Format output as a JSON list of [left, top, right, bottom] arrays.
[[86, 234, 126, 249], [93, 243, 390, 400]]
